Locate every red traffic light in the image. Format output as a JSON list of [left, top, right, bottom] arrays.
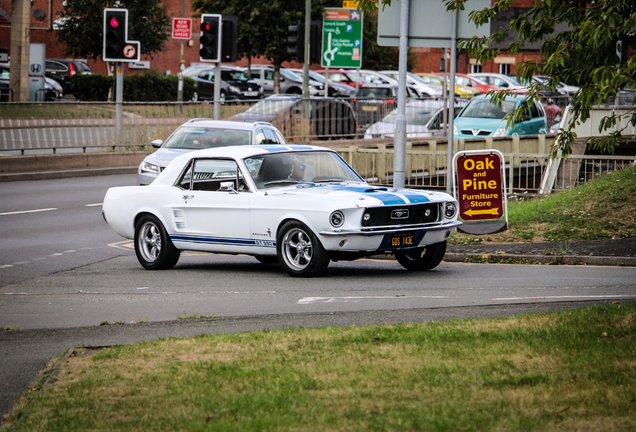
[[201, 22, 209, 31], [109, 17, 120, 28]]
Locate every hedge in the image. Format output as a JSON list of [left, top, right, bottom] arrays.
[[70, 72, 196, 102]]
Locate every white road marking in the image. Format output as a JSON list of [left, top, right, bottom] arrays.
[[0, 208, 57, 216], [85, 203, 102, 207], [298, 295, 449, 304]]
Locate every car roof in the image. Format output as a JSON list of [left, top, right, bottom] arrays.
[[178, 119, 278, 130]]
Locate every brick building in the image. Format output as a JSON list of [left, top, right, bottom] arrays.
[[0, 0, 540, 77]]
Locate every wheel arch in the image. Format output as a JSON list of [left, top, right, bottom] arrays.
[[275, 216, 328, 250]]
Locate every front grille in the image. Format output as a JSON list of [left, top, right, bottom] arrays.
[[361, 204, 439, 227], [460, 129, 492, 136]]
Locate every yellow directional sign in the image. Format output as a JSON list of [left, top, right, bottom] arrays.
[[464, 208, 500, 217], [343, 1, 359, 8]]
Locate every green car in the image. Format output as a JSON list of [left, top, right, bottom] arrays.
[[453, 94, 547, 138]]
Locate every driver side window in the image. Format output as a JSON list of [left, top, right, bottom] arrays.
[[176, 159, 247, 192]]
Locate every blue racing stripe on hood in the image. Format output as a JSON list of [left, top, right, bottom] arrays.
[[325, 184, 406, 205], [395, 190, 431, 204]]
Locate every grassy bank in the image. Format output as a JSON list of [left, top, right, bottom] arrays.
[[450, 164, 636, 245], [4, 302, 635, 431]]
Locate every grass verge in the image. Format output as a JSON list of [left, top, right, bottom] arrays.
[[449, 165, 636, 245], [3, 302, 635, 432]]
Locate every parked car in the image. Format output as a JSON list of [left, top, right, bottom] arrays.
[[453, 94, 547, 138], [243, 65, 324, 96], [137, 119, 286, 185], [1, 61, 62, 101], [415, 73, 478, 98], [440, 73, 500, 95], [314, 69, 363, 88], [45, 58, 92, 94], [286, 68, 356, 98], [468, 73, 529, 94], [364, 100, 465, 139], [191, 67, 263, 102], [380, 70, 444, 98], [103, 144, 461, 277], [352, 84, 419, 127], [533, 75, 580, 97], [230, 95, 357, 139]]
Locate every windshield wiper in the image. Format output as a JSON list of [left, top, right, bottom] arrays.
[[262, 179, 299, 187]]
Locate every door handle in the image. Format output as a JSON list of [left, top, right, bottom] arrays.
[[182, 194, 194, 200]]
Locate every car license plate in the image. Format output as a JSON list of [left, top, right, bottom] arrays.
[[362, 106, 378, 111], [391, 232, 415, 248], [244, 91, 259, 97]]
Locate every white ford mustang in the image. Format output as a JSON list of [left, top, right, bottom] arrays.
[[103, 145, 461, 277]]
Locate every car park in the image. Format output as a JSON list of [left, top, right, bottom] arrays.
[[364, 100, 464, 139], [287, 68, 355, 98], [190, 67, 263, 102], [453, 93, 547, 138], [352, 84, 419, 127], [314, 69, 363, 88], [380, 70, 444, 98], [244, 65, 324, 96], [103, 145, 461, 277], [137, 119, 286, 185], [45, 58, 92, 94], [230, 95, 357, 139], [441, 73, 499, 95]]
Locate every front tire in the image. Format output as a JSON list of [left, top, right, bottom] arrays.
[[134, 215, 180, 270], [277, 221, 330, 277], [395, 241, 446, 271]]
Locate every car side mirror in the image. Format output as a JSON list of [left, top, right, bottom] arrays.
[[220, 181, 238, 194], [151, 139, 163, 148]]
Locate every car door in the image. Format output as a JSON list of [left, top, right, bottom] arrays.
[[170, 157, 252, 253], [197, 71, 215, 100]]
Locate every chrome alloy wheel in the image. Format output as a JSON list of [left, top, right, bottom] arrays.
[[138, 221, 162, 263], [281, 227, 313, 271]]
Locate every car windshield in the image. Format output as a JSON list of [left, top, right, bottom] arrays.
[[221, 70, 250, 81], [164, 127, 251, 149], [245, 150, 362, 189], [356, 87, 394, 98], [243, 98, 297, 114], [459, 99, 517, 119], [280, 69, 301, 81], [382, 105, 437, 125]]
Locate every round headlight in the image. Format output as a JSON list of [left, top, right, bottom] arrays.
[[330, 210, 345, 227], [445, 202, 457, 219]]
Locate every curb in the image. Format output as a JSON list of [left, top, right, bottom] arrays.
[[443, 252, 636, 267]]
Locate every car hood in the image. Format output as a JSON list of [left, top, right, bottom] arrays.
[[454, 117, 505, 133], [145, 147, 194, 168], [263, 182, 452, 207]]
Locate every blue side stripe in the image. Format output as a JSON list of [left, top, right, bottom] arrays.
[[171, 235, 276, 248]]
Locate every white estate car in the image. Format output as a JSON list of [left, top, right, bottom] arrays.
[[138, 119, 286, 185], [104, 145, 461, 277]]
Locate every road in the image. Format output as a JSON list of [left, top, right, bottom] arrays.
[[1, 174, 635, 418]]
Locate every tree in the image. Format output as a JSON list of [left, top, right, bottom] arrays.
[[191, 0, 340, 93], [359, 0, 636, 158], [54, 0, 170, 61]]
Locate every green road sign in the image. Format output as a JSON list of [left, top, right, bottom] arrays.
[[321, 8, 363, 69]]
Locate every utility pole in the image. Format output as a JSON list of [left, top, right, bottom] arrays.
[[302, 0, 311, 124], [177, 0, 185, 102], [9, 0, 30, 101]]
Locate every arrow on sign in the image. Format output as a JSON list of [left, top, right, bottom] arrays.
[[464, 208, 500, 217]]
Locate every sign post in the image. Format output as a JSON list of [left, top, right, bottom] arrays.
[[172, 17, 192, 103], [453, 149, 508, 235]]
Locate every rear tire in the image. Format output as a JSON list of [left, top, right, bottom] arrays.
[[277, 221, 330, 277], [134, 215, 180, 270], [395, 241, 446, 271]]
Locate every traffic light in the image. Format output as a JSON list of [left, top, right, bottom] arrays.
[[103, 8, 140, 62], [200, 14, 221, 62], [287, 22, 305, 61], [309, 21, 322, 63], [221, 15, 237, 63]]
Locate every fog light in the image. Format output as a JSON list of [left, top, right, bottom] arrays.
[[424, 208, 432, 218], [330, 210, 345, 227], [338, 239, 349, 248], [363, 212, 371, 222], [444, 202, 457, 219]]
